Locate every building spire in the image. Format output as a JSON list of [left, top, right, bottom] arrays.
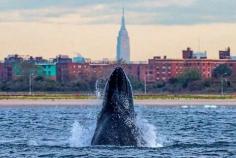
[[121, 8, 126, 29]]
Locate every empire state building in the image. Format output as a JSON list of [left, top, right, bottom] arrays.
[[116, 9, 130, 63]]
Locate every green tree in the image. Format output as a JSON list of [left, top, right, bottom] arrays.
[[74, 78, 91, 92], [188, 80, 205, 91], [212, 64, 232, 94], [128, 75, 144, 92], [213, 64, 232, 78], [177, 69, 202, 88]]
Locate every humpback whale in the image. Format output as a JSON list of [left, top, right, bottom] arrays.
[[91, 67, 144, 146]]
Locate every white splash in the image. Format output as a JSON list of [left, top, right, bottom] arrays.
[[136, 117, 163, 148], [69, 121, 95, 147], [95, 79, 104, 99], [28, 140, 38, 146]]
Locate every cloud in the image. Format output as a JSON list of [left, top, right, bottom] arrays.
[[0, 0, 236, 25]]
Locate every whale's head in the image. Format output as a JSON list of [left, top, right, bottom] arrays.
[[102, 67, 134, 115]]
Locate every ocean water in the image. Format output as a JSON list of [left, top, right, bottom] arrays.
[[0, 104, 236, 157]]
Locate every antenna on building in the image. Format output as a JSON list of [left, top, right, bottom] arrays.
[[121, 7, 126, 29], [198, 37, 201, 51], [122, 0, 125, 10], [121, 0, 125, 19], [122, 7, 125, 17]]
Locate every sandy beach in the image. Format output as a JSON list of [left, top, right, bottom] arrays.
[[0, 99, 236, 107]]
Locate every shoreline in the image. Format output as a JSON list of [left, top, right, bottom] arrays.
[[0, 99, 236, 107]]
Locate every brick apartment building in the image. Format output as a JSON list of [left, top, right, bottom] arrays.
[[142, 47, 236, 83], [146, 56, 236, 83], [56, 62, 147, 83]]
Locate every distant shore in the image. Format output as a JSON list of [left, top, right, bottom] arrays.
[[0, 93, 236, 106], [0, 98, 236, 107], [0, 93, 236, 100]]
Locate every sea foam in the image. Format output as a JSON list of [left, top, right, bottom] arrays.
[[204, 105, 218, 109]]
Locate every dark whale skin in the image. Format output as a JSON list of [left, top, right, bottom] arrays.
[[91, 67, 143, 146]]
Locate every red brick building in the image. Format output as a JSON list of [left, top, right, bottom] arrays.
[[0, 63, 4, 81], [57, 63, 113, 82], [2, 63, 12, 81], [145, 56, 236, 83], [56, 62, 147, 83]]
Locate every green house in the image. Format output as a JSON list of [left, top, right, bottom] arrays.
[[12, 63, 22, 76], [36, 63, 56, 80], [11, 62, 37, 79]]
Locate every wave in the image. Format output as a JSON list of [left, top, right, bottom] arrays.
[[165, 141, 232, 149]]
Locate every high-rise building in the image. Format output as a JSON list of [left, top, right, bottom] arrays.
[[116, 8, 130, 63]]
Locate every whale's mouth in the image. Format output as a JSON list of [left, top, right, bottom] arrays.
[[108, 67, 129, 92]]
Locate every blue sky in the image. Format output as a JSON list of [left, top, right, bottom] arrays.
[[0, 0, 236, 25]]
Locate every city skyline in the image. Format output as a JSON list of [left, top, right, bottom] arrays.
[[0, 0, 235, 61]]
